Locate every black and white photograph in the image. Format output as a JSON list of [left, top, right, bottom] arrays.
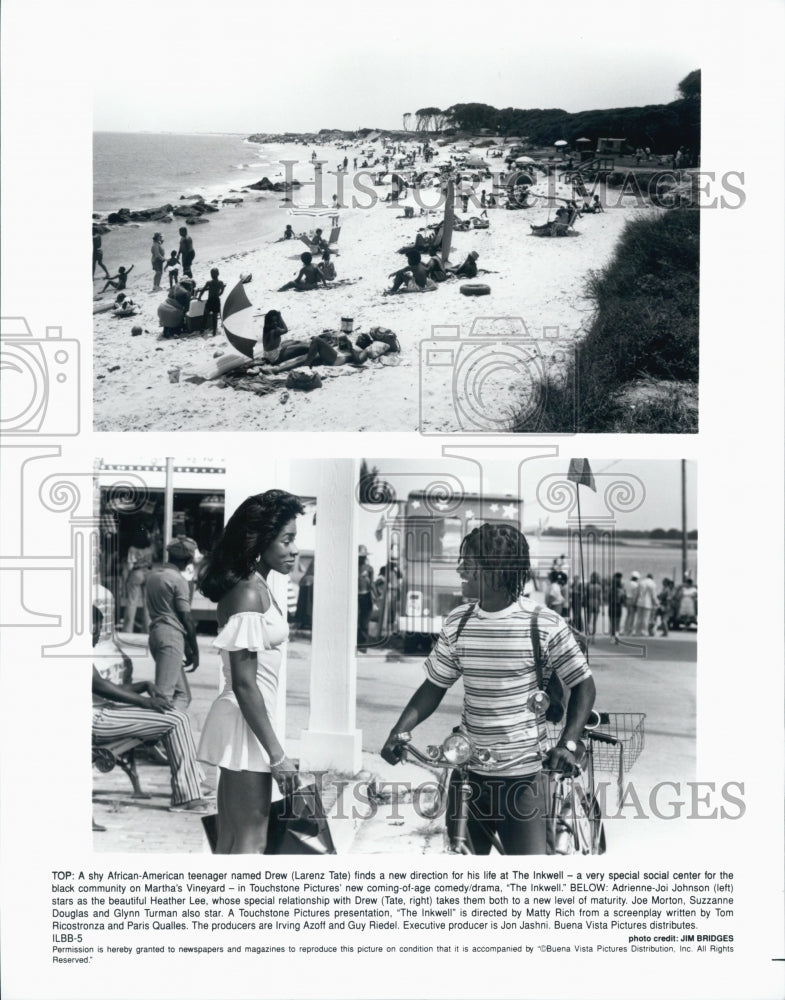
[[1, 0, 784, 998], [88, 2, 701, 434], [92, 455, 698, 857]]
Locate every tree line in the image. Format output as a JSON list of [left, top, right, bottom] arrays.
[[406, 70, 700, 155]]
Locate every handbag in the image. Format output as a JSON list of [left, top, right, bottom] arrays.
[[201, 783, 337, 855], [266, 784, 337, 855]]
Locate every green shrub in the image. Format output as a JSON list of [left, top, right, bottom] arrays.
[[512, 208, 699, 433]]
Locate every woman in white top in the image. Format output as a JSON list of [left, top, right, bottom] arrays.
[[197, 491, 304, 853]]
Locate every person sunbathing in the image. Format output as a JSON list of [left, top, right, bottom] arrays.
[[398, 221, 443, 256], [531, 206, 572, 235], [267, 332, 396, 372], [254, 309, 310, 365], [425, 249, 448, 283], [278, 252, 328, 292], [385, 251, 436, 294], [582, 195, 603, 214], [445, 250, 479, 279]]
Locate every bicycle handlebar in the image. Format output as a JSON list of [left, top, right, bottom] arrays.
[[393, 714, 620, 771]]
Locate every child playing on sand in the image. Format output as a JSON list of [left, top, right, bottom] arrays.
[[278, 252, 328, 292], [100, 264, 134, 294], [280, 224, 295, 241], [197, 268, 226, 336], [165, 252, 180, 287]]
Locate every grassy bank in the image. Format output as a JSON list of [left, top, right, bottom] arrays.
[[513, 207, 699, 433]]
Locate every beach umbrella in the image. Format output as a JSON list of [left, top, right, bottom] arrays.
[[515, 155, 535, 164], [575, 137, 592, 144], [554, 140, 568, 147], [222, 281, 257, 358]]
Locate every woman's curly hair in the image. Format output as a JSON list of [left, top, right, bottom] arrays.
[[198, 490, 305, 602], [459, 522, 530, 602]]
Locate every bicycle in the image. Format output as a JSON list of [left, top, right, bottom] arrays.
[[392, 707, 645, 855]]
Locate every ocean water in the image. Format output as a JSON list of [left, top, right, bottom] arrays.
[[93, 131, 282, 212], [532, 536, 697, 583]]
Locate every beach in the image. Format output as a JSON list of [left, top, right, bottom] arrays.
[[93, 138, 653, 432]]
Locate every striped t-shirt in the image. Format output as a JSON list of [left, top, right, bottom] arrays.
[[423, 598, 591, 776]]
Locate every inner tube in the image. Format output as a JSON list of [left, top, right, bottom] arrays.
[[460, 283, 491, 296]]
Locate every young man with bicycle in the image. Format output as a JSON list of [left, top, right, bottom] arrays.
[[381, 522, 596, 855]]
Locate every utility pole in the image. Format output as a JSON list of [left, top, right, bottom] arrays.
[[164, 457, 174, 545], [681, 459, 687, 581]]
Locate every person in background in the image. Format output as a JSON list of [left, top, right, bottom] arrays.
[[165, 251, 180, 288], [317, 249, 336, 282], [92, 605, 208, 813], [656, 578, 674, 636], [545, 570, 566, 618], [586, 571, 602, 636], [608, 571, 625, 641], [198, 267, 226, 336], [150, 232, 166, 292], [176, 226, 196, 278], [569, 575, 583, 632], [634, 572, 658, 636], [145, 538, 201, 711], [100, 264, 134, 294], [122, 528, 154, 633], [357, 545, 377, 653], [93, 229, 111, 279], [278, 251, 328, 292], [620, 572, 640, 635]]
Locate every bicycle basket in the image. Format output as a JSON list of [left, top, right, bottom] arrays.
[[548, 712, 646, 772]]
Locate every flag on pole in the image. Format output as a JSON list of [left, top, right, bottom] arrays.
[[567, 458, 596, 491]]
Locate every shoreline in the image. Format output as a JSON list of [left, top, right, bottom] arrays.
[[93, 139, 654, 433]]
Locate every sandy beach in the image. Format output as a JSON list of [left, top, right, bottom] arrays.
[[93, 140, 653, 432]]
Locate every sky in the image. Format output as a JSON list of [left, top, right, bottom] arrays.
[[87, 0, 704, 135], [289, 459, 698, 557]]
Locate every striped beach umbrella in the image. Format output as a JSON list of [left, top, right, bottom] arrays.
[[222, 281, 256, 358]]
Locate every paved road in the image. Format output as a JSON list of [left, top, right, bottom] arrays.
[[94, 628, 696, 855]]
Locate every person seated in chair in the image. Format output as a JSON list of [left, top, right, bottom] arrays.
[[91, 610, 209, 813], [531, 206, 571, 236]]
